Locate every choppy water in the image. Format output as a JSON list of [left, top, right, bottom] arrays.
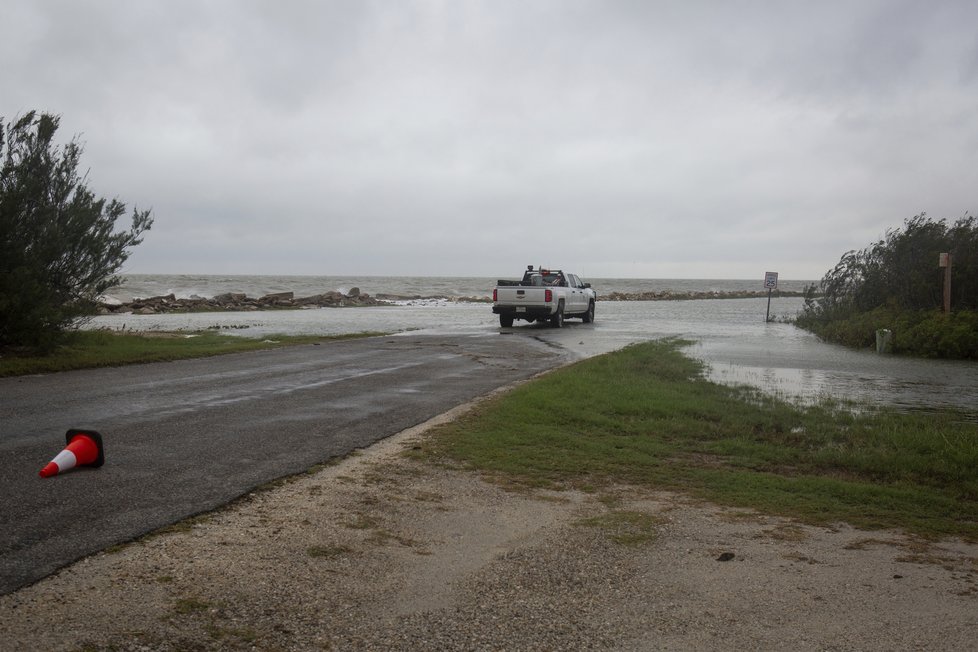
[[88, 276, 978, 417], [106, 274, 814, 303]]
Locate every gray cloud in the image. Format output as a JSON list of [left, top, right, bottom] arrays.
[[3, 0, 975, 279]]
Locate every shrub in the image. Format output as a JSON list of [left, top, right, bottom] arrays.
[[0, 112, 152, 349], [798, 214, 978, 359]]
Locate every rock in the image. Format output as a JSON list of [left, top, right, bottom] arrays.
[[213, 292, 246, 303], [98, 287, 393, 314], [259, 291, 294, 302], [598, 290, 805, 301]]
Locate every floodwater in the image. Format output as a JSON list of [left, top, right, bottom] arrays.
[[86, 297, 978, 416]]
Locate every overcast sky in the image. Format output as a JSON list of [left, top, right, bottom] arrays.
[[3, 0, 976, 279]]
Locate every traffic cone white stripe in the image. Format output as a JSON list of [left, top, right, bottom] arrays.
[[49, 449, 78, 473]]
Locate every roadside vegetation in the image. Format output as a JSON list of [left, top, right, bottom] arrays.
[[418, 339, 978, 540], [0, 329, 383, 377], [796, 213, 978, 359], [1, 111, 153, 351]]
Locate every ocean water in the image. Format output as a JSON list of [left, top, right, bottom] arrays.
[[105, 274, 815, 303], [85, 275, 978, 416]]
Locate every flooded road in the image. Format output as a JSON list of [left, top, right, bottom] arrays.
[[527, 298, 978, 415], [88, 297, 978, 415]]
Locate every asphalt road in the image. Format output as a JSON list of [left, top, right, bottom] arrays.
[[0, 333, 566, 594]]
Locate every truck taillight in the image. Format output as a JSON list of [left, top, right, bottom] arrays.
[[545, 289, 553, 302], [493, 289, 497, 302]]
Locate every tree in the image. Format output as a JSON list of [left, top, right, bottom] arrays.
[[797, 213, 978, 358], [1, 111, 153, 349], [803, 213, 977, 321]]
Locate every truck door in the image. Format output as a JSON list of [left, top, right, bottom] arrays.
[[568, 274, 587, 313]]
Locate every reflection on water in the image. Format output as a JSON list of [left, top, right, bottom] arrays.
[[694, 344, 978, 414], [86, 297, 978, 416]]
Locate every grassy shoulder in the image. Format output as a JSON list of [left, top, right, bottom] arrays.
[[796, 307, 978, 359], [0, 329, 385, 377], [416, 339, 978, 540]]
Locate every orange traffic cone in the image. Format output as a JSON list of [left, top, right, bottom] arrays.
[[39, 429, 105, 478]]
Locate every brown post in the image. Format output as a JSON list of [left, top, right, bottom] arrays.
[[939, 253, 952, 314]]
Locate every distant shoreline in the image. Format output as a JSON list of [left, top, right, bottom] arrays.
[[600, 289, 807, 302], [99, 288, 808, 315]]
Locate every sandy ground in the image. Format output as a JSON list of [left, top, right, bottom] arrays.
[[1, 400, 976, 652]]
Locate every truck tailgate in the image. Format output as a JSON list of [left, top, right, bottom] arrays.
[[494, 286, 549, 307]]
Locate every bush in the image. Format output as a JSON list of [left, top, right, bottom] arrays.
[[896, 311, 978, 359], [798, 214, 978, 359], [0, 111, 152, 349], [798, 307, 978, 359]]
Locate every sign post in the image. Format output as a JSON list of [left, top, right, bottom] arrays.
[[763, 272, 779, 322], [939, 253, 952, 314]]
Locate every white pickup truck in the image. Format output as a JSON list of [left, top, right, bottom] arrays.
[[492, 266, 596, 328]]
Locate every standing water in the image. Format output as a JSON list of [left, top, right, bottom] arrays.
[[88, 275, 978, 416]]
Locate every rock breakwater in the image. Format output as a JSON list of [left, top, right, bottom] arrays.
[[99, 288, 807, 314], [99, 288, 386, 315], [598, 290, 806, 301]]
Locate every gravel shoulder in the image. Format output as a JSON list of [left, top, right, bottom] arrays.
[[2, 400, 976, 651]]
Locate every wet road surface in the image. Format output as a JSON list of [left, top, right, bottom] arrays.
[[0, 334, 564, 594]]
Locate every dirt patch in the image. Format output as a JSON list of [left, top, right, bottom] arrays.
[[2, 413, 976, 651]]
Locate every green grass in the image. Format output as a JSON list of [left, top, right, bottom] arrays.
[[0, 329, 385, 376], [418, 339, 978, 540], [577, 510, 664, 545], [307, 544, 354, 558], [797, 307, 978, 359]]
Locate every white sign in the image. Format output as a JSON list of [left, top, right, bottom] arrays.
[[763, 272, 779, 289]]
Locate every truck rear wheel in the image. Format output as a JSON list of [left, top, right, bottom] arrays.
[[499, 314, 514, 328], [551, 306, 564, 328]]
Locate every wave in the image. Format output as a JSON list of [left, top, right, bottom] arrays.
[[107, 274, 817, 303]]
